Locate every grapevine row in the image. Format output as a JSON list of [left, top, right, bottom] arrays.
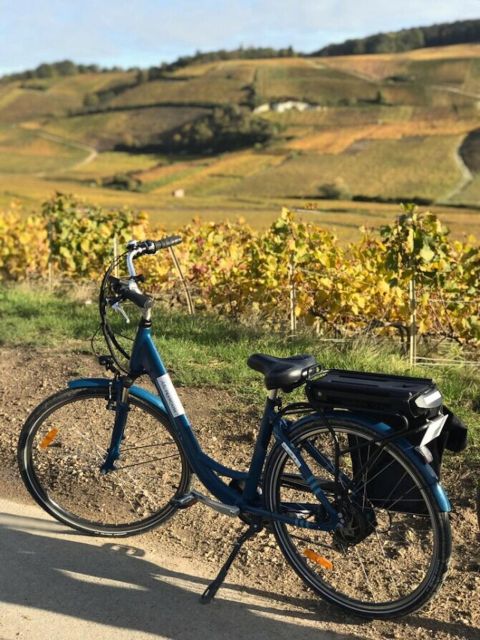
[[0, 194, 479, 344]]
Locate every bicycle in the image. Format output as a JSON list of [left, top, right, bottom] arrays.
[[18, 236, 457, 619]]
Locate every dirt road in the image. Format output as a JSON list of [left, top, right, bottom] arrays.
[[0, 494, 345, 640], [0, 346, 478, 640]]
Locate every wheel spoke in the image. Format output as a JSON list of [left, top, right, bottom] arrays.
[[265, 418, 450, 618], [20, 389, 190, 535]]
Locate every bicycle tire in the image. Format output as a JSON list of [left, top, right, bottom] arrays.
[[18, 387, 191, 537], [263, 416, 451, 619]]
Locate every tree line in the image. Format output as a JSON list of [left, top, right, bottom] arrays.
[[0, 60, 124, 83], [313, 19, 480, 56], [1, 47, 296, 84], [2, 19, 477, 86], [142, 46, 296, 81]]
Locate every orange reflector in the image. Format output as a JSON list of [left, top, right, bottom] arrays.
[[39, 428, 59, 449], [303, 549, 333, 570]]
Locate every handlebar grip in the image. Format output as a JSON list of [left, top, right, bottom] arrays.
[[110, 277, 153, 310], [153, 235, 182, 251], [121, 287, 153, 310]]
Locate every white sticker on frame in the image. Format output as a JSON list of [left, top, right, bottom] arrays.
[[156, 374, 185, 417]]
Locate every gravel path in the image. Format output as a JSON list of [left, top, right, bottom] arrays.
[[0, 495, 347, 640], [0, 346, 478, 639]]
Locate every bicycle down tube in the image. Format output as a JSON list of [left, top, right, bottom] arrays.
[[100, 319, 339, 531]]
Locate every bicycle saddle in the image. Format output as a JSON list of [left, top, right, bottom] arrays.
[[247, 353, 318, 392]]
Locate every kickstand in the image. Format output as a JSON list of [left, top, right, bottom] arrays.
[[201, 522, 261, 604]]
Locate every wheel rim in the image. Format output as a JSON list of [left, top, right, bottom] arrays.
[[24, 390, 189, 532], [266, 422, 444, 615]]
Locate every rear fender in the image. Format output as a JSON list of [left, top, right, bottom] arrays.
[[293, 411, 451, 513]]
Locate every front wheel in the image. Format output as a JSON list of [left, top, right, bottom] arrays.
[[18, 387, 191, 536], [263, 416, 451, 619]]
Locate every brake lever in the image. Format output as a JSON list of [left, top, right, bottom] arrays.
[[112, 301, 130, 324]]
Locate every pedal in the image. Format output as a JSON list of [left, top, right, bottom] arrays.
[[171, 493, 198, 509], [190, 490, 240, 517]]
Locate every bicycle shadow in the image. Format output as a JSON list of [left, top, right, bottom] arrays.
[[0, 510, 361, 640]]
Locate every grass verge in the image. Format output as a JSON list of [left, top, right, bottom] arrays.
[[0, 284, 478, 460]]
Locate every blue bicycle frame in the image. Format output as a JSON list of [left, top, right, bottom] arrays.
[[69, 314, 451, 534], [72, 318, 341, 531]]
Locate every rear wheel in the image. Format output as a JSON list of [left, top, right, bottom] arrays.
[[18, 387, 191, 536], [264, 417, 451, 619]]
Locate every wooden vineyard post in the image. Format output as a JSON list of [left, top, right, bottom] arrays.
[[46, 216, 53, 291], [288, 255, 297, 336], [409, 275, 417, 366], [113, 234, 119, 278], [48, 260, 53, 291], [169, 246, 195, 316]]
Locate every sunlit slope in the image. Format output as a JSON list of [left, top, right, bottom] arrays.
[[0, 72, 136, 123], [0, 126, 89, 173], [0, 43, 479, 236], [43, 106, 209, 150]]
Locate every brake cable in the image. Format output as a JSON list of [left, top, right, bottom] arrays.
[[96, 250, 131, 373]]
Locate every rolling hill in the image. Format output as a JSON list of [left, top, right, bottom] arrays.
[[0, 41, 479, 240]]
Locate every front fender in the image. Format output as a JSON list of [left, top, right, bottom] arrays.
[[292, 410, 451, 513], [68, 377, 168, 416]]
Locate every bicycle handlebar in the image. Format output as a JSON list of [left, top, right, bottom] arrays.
[[100, 236, 181, 369], [125, 236, 182, 282], [106, 235, 182, 314], [109, 276, 153, 310], [153, 235, 182, 251], [127, 236, 182, 257]]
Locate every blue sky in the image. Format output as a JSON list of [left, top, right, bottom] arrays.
[[0, 0, 478, 74]]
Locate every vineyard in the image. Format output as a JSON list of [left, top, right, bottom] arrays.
[[1, 45, 480, 240], [1, 193, 479, 352]]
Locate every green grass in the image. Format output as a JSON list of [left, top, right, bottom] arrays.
[[68, 151, 162, 180], [110, 73, 248, 108], [0, 87, 65, 123], [0, 286, 98, 345], [450, 174, 480, 206], [407, 58, 472, 86], [464, 57, 480, 93], [1, 284, 478, 460], [0, 72, 137, 124]]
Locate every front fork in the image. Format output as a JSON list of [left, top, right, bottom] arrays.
[[101, 376, 131, 473]]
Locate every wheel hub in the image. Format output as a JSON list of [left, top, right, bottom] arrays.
[[333, 499, 377, 547]]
